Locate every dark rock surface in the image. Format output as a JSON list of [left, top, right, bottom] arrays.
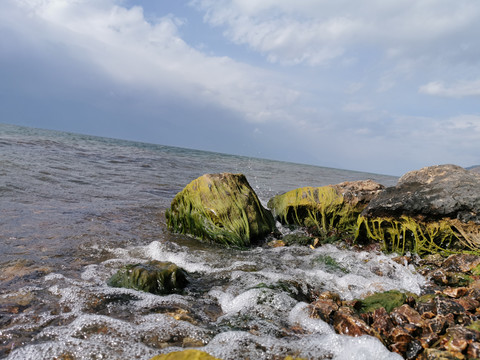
[[358, 165, 480, 255], [363, 164, 480, 224]]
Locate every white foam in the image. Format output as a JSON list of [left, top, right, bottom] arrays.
[[201, 329, 403, 360], [8, 239, 426, 359], [210, 288, 297, 316], [288, 302, 334, 334], [144, 241, 215, 273]]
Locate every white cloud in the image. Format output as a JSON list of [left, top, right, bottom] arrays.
[[4, 0, 301, 124], [419, 80, 480, 98], [192, 0, 480, 69], [3, 0, 480, 175]]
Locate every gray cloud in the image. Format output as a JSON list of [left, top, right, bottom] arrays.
[[1, 0, 480, 175]]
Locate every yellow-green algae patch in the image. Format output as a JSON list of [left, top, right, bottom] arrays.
[[150, 350, 220, 360], [358, 290, 407, 314], [166, 173, 275, 248], [355, 215, 480, 256], [268, 186, 363, 235]]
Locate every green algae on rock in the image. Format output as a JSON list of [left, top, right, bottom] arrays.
[[355, 216, 474, 256], [359, 290, 407, 314], [267, 180, 384, 236], [150, 350, 221, 360], [356, 165, 480, 256], [166, 173, 275, 247], [107, 261, 188, 295]]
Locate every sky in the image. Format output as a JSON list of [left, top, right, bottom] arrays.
[[1, 0, 479, 175]]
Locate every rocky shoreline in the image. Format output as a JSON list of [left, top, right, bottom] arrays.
[[309, 251, 480, 359], [158, 164, 480, 359]]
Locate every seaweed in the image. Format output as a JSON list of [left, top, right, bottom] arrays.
[[355, 215, 480, 256], [166, 174, 275, 248], [268, 186, 360, 237]]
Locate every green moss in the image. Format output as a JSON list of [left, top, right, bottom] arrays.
[[416, 293, 436, 304], [472, 264, 480, 276], [267, 186, 361, 237], [358, 290, 406, 314], [467, 320, 480, 333], [355, 215, 480, 256], [312, 254, 348, 273], [166, 173, 275, 248], [448, 272, 473, 287], [282, 233, 314, 246], [108, 261, 188, 295]]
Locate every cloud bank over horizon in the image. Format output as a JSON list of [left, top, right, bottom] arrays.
[[1, 0, 479, 175]]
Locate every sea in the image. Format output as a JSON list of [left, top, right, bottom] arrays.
[[0, 123, 425, 359]]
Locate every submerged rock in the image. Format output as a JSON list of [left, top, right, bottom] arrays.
[[150, 350, 220, 360], [267, 180, 384, 236], [357, 165, 480, 255], [107, 261, 188, 295], [166, 173, 275, 247]]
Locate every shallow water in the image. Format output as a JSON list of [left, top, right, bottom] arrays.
[[0, 124, 419, 359]]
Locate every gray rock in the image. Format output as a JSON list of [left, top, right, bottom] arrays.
[[363, 164, 480, 224], [357, 165, 480, 254]]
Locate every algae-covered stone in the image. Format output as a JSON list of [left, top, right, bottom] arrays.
[[166, 173, 275, 247], [357, 165, 480, 255], [150, 350, 221, 360], [359, 290, 406, 313], [268, 180, 384, 235], [108, 261, 188, 295]]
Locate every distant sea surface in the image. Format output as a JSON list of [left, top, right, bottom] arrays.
[[1, 124, 413, 360]]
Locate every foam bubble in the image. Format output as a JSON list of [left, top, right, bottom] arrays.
[[288, 302, 334, 334]]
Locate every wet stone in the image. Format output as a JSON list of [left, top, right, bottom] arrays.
[[435, 297, 465, 317], [371, 307, 394, 338], [391, 304, 425, 328], [406, 339, 423, 360], [309, 299, 339, 323], [107, 261, 189, 295], [419, 332, 440, 349], [430, 269, 473, 287], [389, 326, 414, 355], [442, 254, 480, 273], [442, 287, 469, 298], [417, 299, 437, 319], [424, 317, 448, 336], [457, 296, 480, 311], [467, 287, 480, 302], [442, 326, 480, 348], [333, 307, 371, 337], [467, 341, 480, 359], [419, 348, 460, 359]]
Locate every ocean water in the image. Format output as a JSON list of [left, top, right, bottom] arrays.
[[0, 124, 421, 359]]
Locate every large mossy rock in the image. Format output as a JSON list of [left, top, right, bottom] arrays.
[[150, 350, 221, 360], [267, 180, 384, 235], [166, 173, 275, 247], [107, 261, 188, 295], [357, 164, 480, 255]]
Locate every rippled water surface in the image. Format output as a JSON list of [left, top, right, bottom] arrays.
[[0, 124, 418, 359]]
